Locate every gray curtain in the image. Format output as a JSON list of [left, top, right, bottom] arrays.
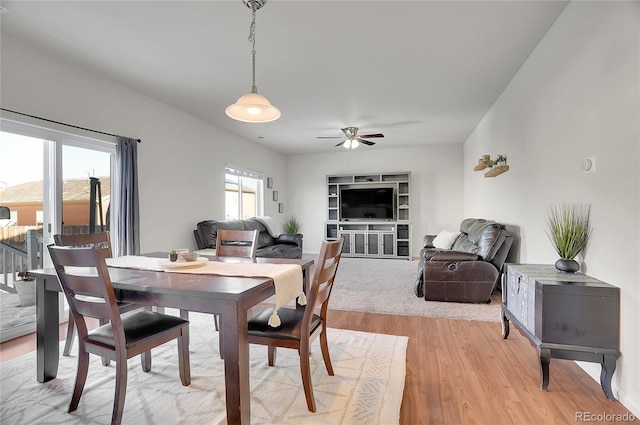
[[113, 136, 140, 256]]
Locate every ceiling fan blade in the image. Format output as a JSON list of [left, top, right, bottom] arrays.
[[359, 139, 376, 146], [358, 133, 384, 138], [335, 141, 346, 147], [317, 136, 343, 139]]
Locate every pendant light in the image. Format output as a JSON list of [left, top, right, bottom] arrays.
[[226, 0, 281, 123]]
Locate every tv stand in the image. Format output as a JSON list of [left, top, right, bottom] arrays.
[[325, 172, 411, 259]]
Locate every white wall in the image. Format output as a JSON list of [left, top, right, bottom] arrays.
[[1, 34, 289, 252], [464, 1, 639, 415], [287, 144, 464, 256]]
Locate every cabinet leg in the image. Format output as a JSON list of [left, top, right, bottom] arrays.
[[539, 348, 551, 391], [600, 355, 617, 400], [501, 311, 510, 339]]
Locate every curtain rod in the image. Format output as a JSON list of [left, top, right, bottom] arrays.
[[0, 108, 141, 143]]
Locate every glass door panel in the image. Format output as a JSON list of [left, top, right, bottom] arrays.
[[61, 145, 112, 235], [0, 131, 44, 341]]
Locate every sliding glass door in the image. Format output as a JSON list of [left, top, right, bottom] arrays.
[[0, 119, 115, 341]]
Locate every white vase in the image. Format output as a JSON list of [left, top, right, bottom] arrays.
[[15, 279, 36, 306]]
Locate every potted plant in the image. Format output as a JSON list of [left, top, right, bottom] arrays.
[[545, 203, 592, 272], [169, 249, 178, 262], [284, 216, 300, 234], [496, 154, 507, 166]]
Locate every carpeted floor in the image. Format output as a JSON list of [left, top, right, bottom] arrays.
[[0, 310, 408, 425], [326, 256, 501, 322]]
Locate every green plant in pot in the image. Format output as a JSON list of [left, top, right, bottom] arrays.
[[169, 249, 178, 262], [284, 216, 300, 234], [545, 203, 592, 273]]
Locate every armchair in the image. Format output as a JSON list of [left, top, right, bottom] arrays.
[[414, 218, 513, 303]]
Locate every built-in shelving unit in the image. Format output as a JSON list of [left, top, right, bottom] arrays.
[[326, 172, 411, 259]]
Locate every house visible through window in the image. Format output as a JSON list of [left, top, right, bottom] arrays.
[[225, 164, 264, 220]]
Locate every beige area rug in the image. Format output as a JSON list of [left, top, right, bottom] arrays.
[[324, 256, 502, 322], [0, 310, 408, 425]]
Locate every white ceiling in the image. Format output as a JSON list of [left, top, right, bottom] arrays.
[[0, 0, 569, 155]]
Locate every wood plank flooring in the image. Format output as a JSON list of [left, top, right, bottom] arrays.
[[326, 310, 633, 425], [1, 310, 633, 424]]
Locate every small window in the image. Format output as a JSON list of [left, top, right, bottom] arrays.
[[225, 165, 264, 220]]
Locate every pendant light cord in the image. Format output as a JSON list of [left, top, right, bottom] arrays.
[[249, 0, 257, 93]]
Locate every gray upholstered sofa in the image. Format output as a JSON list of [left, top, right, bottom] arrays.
[[193, 217, 303, 258]]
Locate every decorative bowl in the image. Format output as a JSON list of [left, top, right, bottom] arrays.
[[180, 252, 199, 262]]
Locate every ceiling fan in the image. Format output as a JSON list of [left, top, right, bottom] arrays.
[[317, 127, 384, 149]]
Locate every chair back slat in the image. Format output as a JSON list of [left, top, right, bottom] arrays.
[[54, 231, 113, 257], [215, 229, 259, 259]]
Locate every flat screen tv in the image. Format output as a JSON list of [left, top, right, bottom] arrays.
[[340, 187, 395, 221]]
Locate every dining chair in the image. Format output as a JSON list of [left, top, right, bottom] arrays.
[[47, 244, 191, 425], [215, 229, 259, 259], [246, 236, 345, 412], [54, 232, 142, 366], [180, 229, 259, 357]]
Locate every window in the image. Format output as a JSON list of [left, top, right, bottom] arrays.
[[225, 164, 264, 220]]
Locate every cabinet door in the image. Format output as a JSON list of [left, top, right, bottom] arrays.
[[353, 232, 367, 256], [381, 232, 396, 256], [367, 232, 380, 256], [338, 231, 353, 255]]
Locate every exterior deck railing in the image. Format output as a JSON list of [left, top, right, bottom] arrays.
[[0, 229, 42, 293]]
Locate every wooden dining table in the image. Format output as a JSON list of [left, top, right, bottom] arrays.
[[27, 253, 314, 425]]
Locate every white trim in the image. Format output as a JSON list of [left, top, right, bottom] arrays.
[[225, 163, 264, 180], [1, 118, 116, 153]]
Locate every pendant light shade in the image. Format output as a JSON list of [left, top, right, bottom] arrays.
[[226, 89, 281, 123], [226, 0, 280, 123]]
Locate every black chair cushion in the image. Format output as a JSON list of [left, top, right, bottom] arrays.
[[248, 308, 321, 340], [88, 311, 188, 348]]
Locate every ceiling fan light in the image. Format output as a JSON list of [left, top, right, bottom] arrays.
[[343, 139, 359, 149], [225, 91, 281, 123]]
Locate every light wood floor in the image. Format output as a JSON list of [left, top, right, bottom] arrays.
[[1, 311, 633, 424]]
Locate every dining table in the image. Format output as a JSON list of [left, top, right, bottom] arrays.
[[27, 252, 314, 425]]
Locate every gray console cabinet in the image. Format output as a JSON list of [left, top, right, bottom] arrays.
[[501, 264, 620, 400]]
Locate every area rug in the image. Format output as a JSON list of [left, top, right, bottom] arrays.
[[0, 310, 408, 425], [326, 256, 501, 322]]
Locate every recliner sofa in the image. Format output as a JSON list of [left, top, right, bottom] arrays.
[[193, 218, 303, 258], [414, 218, 513, 303]]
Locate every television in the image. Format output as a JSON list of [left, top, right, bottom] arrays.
[[340, 186, 396, 221]]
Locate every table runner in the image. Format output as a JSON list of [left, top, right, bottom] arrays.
[[106, 256, 305, 326]]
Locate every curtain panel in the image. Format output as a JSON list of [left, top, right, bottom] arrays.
[[113, 137, 140, 256]]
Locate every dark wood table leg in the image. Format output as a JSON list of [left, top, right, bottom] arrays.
[[539, 347, 551, 390], [600, 354, 617, 400], [221, 303, 250, 424], [36, 276, 60, 383]]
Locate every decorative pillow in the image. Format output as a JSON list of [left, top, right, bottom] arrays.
[[432, 230, 461, 250]]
